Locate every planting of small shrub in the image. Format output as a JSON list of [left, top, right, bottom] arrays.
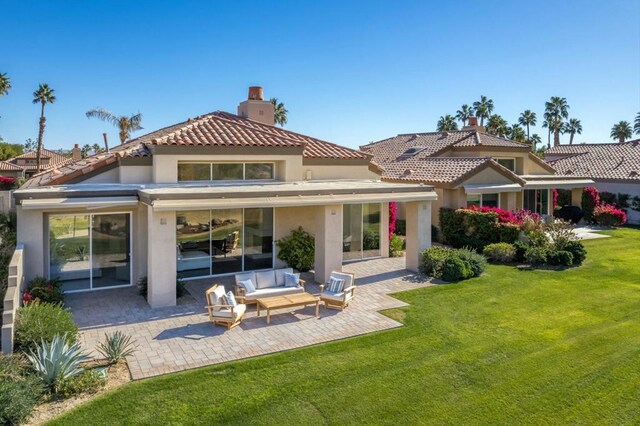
[[23, 276, 64, 305], [275, 227, 315, 271], [56, 369, 106, 398], [483, 243, 516, 263], [547, 250, 574, 266], [593, 203, 626, 227], [0, 355, 43, 425], [419, 246, 486, 282], [439, 208, 519, 251], [524, 246, 548, 265], [15, 302, 79, 351], [564, 241, 587, 265], [138, 276, 189, 301], [389, 234, 404, 257]]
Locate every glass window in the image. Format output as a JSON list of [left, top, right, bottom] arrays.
[[539, 189, 549, 215], [482, 193, 499, 208], [178, 163, 210, 181], [212, 164, 243, 180], [91, 214, 131, 288], [343, 203, 381, 261], [211, 209, 243, 274], [245, 163, 274, 180], [244, 208, 273, 270], [362, 203, 381, 258], [523, 189, 549, 214], [177, 211, 211, 278], [496, 158, 516, 172], [50, 215, 91, 291], [466, 194, 481, 208]]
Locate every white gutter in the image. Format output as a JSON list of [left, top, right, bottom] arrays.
[[523, 179, 595, 189], [20, 196, 139, 210], [462, 183, 523, 194]]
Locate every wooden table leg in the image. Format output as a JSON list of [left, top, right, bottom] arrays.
[[267, 309, 271, 325], [257, 303, 261, 317], [315, 301, 319, 317]]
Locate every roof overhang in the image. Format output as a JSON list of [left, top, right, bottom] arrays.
[[523, 177, 595, 189], [462, 183, 523, 194], [20, 196, 139, 210]]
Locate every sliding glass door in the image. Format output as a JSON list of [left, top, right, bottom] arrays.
[[49, 213, 131, 292], [343, 203, 381, 261], [176, 208, 274, 278]]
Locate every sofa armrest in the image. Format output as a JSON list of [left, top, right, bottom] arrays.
[[298, 278, 306, 289], [319, 284, 325, 292]]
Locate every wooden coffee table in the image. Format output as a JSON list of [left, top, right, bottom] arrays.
[[256, 292, 320, 324]]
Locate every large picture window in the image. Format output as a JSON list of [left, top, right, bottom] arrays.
[[49, 213, 131, 292], [177, 208, 273, 278], [343, 203, 381, 261], [178, 162, 274, 182], [524, 189, 549, 215], [466, 193, 500, 208]]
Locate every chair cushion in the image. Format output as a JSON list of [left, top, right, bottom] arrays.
[[243, 286, 304, 300], [226, 291, 237, 307], [275, 268, 294, 286], [238, 279, 256, 294], [330, 272, 353, 289], [327, 277, 345, 293], [321, 291, 345, 302], [284, 272, 300, 287], [255, 270, 277, 289], [215, 303, 246, 319], [211, 286, 227, 308]]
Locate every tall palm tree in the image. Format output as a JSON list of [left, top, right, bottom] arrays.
[[518, 110, 537, 142], [81, 144, 92, 158], [634, 112, 640, 135], [610, 121, 632, 143], [455, 104, 473, 127], [436, 115, 459, 132], [92, 143, 103, 154], [485, 114, 509, 137], [564, 118, 583, 145], [507, 124, 527, 143], [32, 83, 56, 171], [472, 96, 494, 126], [544, 96, 569, 146], [269, 98, 288, 127], [86, 108, 143, 145], [0, 73, 11, 97], [529, 133, 542, 152]]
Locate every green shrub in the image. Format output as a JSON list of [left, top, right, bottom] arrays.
[[419, 246, 451, 277], [389, 234, 404, 257], [547, 250, 574, 266], [456, 247, 487, 277], [483, 243, 516, 263], [439, 208, 519, 251], [56, 369, 105, 398], [441, 256, 473, 282], [363, 229, 380, 251], [26, 334, 88, 391], [395, 219, 406, 236], [525, 246, 548, 265], [138, 276, 188, 301], [0, 355, 42, 425], [15, 302, 78, 351], [26, 277, 64, 304], [276, 227, 315, 271], [565, 241, 587, 265], [512, 240, 529, 262], [97, 331, 137, 364]]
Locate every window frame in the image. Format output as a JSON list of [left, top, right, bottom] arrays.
[[466, 193, 501, 208], [494, 157, 517, 172], [177, 162, 276, 182]]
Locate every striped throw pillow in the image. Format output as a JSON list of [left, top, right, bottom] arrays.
[[226, 291, 237, 307], [327, 277, 345, 293]]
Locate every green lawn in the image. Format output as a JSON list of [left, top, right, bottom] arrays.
[[51, 228, 640, 425]]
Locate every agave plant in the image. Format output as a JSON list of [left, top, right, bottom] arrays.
[[26, 334, 88, 389], [97, 331, 137, 364]]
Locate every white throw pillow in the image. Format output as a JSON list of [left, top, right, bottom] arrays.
[[238, 279, 256, 294], [284, 272, 300, 287], [226, 291, 237, 307]]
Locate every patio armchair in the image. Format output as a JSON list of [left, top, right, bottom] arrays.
[[205, 284, 246, 330], [319, 271, 355, 310]]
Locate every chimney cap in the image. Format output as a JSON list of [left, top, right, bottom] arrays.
[[248, 86, 264, 101]]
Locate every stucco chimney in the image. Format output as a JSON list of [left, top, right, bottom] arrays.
[[72, 144, 82, 161], [462, 116, 485, 132], [237, 86, 275, 125]]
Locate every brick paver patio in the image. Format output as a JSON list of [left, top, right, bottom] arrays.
[[67, 257, 432, 379]]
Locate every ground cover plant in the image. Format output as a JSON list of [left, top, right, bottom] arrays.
[[50, 227, 640, 424]]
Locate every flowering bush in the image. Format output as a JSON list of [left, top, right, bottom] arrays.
[[582, 187, 600, 222], [23, 276, 63, 305], [593, 203, 626, 227], [388, 202, 397, 240], [0, 176, 16, 190], [467, 205, 518, 224]]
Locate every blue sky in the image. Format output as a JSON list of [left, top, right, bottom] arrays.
[[1, 0, 639, 151]]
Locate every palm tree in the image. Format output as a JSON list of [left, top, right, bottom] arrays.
[[269, 98, 288, 127], [485, 114, 508, 137], [544, 96, 569, 146], [634, 112, 640, 135], [92, 143, 103, 154], [529, 133, 542, 152], [455, 104, 473, 127], [518, 110, 537, 142], [0, 73, 11, 97], [610, 121, 632, 143], [436, 115, 459, 132], [472, 96, 494, 126], [564, 118, 582, 145], [86, 108, 143, 145], [32, 83, 56, 171], [507, 124, 527, 143], [81, 144, 92, 158]]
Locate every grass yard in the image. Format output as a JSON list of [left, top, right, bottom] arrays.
[[51, 228, 640, 425]]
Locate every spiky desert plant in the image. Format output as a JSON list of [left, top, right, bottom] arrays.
[[96, 331, 137, 364], [26, 334, 88, 389]]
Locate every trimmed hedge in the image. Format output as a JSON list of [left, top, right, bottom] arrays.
[[483, 243, 516, 263], [419, 246, 486, 282], [439, 208, 519, 251]]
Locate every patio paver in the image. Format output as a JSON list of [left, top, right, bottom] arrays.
[[67, 257, 432, 379]]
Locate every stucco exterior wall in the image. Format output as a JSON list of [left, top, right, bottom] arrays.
[[120, 165, 153, 184], [462, 167, 516, 185], [79, 167, 120, 184], [16, 206, 44, 282], [303, 165, 378, 180], [147, 209, 177, 307]]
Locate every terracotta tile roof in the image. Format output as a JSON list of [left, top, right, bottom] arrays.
[[0, 161, 24, 171], [23, 111, 370, 188], [382, 157, 492, 183], [546, 140, 640, 181]]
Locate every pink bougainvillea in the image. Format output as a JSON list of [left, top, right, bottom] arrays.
[[0, 176, 16, 190], [552, 188, 559, 209], [465, 205, 541, 226], [593, 202, 626, 226], [22, 291, 34, 304], [389, 201, 397, 240]]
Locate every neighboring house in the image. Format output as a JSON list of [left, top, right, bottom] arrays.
[[360, 118, 593, 225], [0, 147, 74, 179], [14, 87, 437, 307], [546, 140, 640, 224]]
